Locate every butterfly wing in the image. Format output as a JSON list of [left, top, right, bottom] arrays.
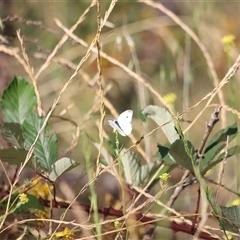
[[108, 110, 133, 137], [117, 110, 133, 136], [108, 120, 127, 136], [117, 110, 133, 123]]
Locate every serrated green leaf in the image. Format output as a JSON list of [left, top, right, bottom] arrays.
[[49, 157, 78, 181], [0, 146, 39, 168], [121, 150, 142, 186], [23, 112, 58, 172], [1, 77, 37, 124], [220, 205, 240, 233], [0, 147, 28, 165], [141, 105, 179, 143], [201, 146, 240, 176], [0, 123, 24, 148], [121, 149, 162, 187], [169, 139, 195, 171]]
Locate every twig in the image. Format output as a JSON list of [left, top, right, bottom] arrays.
[[192, 106, 222, 236], [16, 31, 43, 116], [37, 199, 221, 240], [167, 106, 222, 207], [167, 170, 190, 207], [197, 106, 222, 158], [191, 187, 201, 233], [206, 177, 240, 197], [215, 135, 229, 204], [138, 0, 226, 129]]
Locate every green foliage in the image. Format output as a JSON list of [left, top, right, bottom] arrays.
[[49, 157, 78, 181], [23, 112, 58, 172], [205, 187, 229, 239], [121, 148, 162, 187], [0, 123, 24, 148], [15, 193, 45, 213], [0, 76, 77, 180], [201, 145, 240, 176], [200, 123, 238, 175], [220, 205, 240, 234], [0, 147, 29, 166], [102, 106, 240, 192], [1, 76, 37, 124], [141, 105, 179, 143], [0, 193, 44, 218], [169, 139, 195, 172]]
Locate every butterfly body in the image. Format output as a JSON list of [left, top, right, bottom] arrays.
[[108, 110, 133, 136]]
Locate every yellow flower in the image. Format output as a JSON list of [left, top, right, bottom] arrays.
[[114, 221, 121, 229], [35, 208, 50, 229], [221, 34, 235, 53], [160, 173, 171, 182], [19, 193, 29, 204], [223, 234, 233, 240], [163, 93, 177, 106], [27, 180, 53, 200], [163, 93, 177, 111], [35, 208, 50, 219], [221, 34, 235, 47], [231, 198, 240, 206], [55, 227, 74, 240]]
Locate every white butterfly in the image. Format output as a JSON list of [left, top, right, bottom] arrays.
[[108, 110, 133, 136]]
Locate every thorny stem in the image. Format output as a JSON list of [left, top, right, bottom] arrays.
[[31, 198, 219, 240]]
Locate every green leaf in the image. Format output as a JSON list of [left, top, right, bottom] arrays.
[[141, 105, 179, 143], [156, 144, 176, 165], [121, 150, 142, 186], [0, 147, 38, 168], [16, 194, 45, 213], [121, 149, 162, 187], [49, 157, 78, 181], [204, 123, 237, 154], [157, 144, 170, 158], [201, 146, 240, 176], [0, 193, 44, 213], [201, 124, 238, 173], [0, 147, 28, 165], [0, 123, 24, 148], [23, 112, 58, 172], [1, 77, 37, 124], [138, 110, 147, 122], [220, 205, 240, 233], [169, 139, 195, 171]]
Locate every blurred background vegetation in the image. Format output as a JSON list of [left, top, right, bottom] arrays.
[[0, 0, 240, 239]]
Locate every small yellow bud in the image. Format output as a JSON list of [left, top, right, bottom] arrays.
[[160, 173, 171, 182], [19, 193, 29, 205]]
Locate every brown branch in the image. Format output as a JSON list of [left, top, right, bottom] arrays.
[[197, 106, 222, 158], [167, 106, 222, 208], [38, 198, 219, 240]]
